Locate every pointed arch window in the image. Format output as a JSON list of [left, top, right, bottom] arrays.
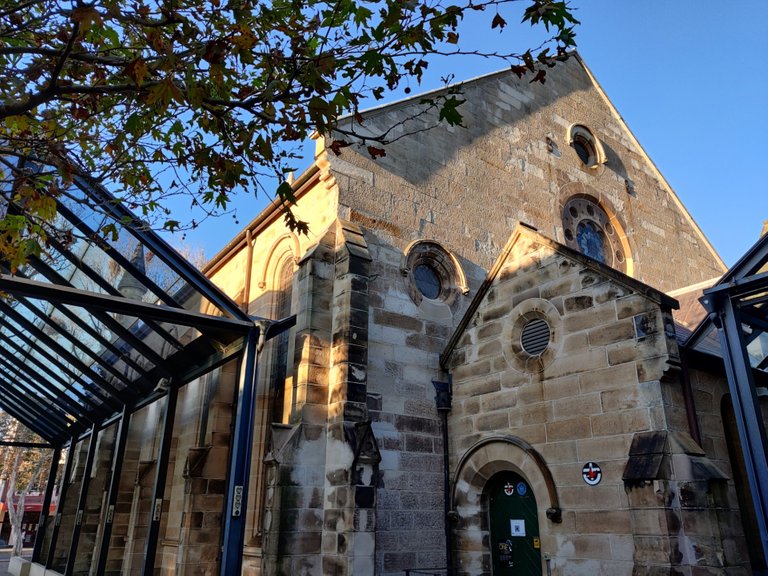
[[270, 258, 294, 424]]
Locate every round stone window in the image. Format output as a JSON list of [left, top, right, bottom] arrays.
[[562, 197, 629, 273], [520, 318, 550, 356], [568, 124, 604, 169], [402, 240, 468, 308]]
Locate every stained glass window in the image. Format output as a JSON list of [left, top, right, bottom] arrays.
[[576, 220, 608, 264]]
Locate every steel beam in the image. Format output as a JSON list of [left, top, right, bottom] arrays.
[[33, 446, 61, 562], [0, 353, 91, 426], [708, 294, 768, 561], [140, 385, 178, 576], [26, 255, 174, 376], [94, 408, 131, 576], [46, 438, 76, 568], [0, 321, 113, 417], [14, 294, 141, 390], [14, 263, 156, 383], [0, 274, 254, 335], [21, 206, 184, 352], [220, 327, 260, 576], [0, 377, 67, 440], [72, 175, 251, 323], [0, 300, 126, 410], [0, 399, 56, 444], [0, 441, 54, 448], [64, 426, 100, 576]]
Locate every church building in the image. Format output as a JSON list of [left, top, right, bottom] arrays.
[[3, 53, 766, 576]]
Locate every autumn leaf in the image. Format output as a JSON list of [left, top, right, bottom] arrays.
[[72, 7, 102, 33], [367, 146, 386, 159], [329, 139, 352, 155], [146, 78, 184, 110], [124, 59, 148, 86], [491, 13, 506, 30]]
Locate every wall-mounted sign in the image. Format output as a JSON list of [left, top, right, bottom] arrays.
[[233, 485, 244, 517], [582, 462, 602, 486], [504, 482, 514, 496], [510, 519, 526, 537], [516, 482, 527, 496]]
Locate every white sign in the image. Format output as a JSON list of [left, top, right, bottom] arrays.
[[233, 485, 244, 517], [510, 519, 526, 537], [153, 498, 163, 521]]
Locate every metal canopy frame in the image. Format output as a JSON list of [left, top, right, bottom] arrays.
[[0, 156, 266, 574], [687, 231, 768, 565], [0, 157, 254, 444]]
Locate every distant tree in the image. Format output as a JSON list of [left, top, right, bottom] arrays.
[[0, 411, 50, 556], [0, 0, 577, 268]]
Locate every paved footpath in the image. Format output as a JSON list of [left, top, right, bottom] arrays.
[[0, 547, 32, 576]]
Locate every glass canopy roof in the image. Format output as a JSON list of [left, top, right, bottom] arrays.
[[687, 231, 768, 375], [0, 159, 254, 445]]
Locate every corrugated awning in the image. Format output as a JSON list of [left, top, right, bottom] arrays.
[[0, 158, 255, 445]]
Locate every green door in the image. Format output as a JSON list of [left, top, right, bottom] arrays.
[[488, 472, 542, 575]]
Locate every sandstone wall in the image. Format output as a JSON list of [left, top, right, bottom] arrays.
[[445, 229, 740, 575], [328, 57, 725, 295]]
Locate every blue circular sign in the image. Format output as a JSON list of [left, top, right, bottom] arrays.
[[516, 481, 527, 496]]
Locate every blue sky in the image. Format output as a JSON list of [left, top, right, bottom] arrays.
[[181, 1, 767, 269]]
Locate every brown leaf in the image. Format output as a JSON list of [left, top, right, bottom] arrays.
[[510, 64, 527, 78], [329, 139, 351, 155], [367, 146, 386, 159], [72, 7, 102, 32], [124, 59, 148, 86], [491, 13, 506, 30]]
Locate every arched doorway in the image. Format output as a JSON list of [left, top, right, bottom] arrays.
[[486, 471, 542, 575]]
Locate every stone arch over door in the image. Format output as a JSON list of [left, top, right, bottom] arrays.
[[450, 436, 561, 575]]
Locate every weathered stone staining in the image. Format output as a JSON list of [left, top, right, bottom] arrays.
[[35, 54, 760, 576]]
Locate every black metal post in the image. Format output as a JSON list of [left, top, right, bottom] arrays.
[[94, 408, 131, 576], [713, 296, 768, 561], [45, 438, 76, 568], [140, 385, 179, 576], [220, 326, 260, 576], [64, 426, 100, 576], [32, 446, 61, 562]]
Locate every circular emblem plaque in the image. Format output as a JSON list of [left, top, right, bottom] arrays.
[[503, 482, 515, 496], [582, 462, 602, 486]]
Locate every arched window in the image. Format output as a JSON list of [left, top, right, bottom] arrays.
[[270, 258, 294, 424], [567, 124, 605, 169], [561, 196, 630, 274]]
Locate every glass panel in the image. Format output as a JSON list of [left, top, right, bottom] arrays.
[[576, 220, 608, 264], [414, 263, 441, 300]]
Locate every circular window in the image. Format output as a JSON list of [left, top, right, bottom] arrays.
[[402, 240, 468, 308], [521, 318, 550, 356], [568, 125, 603, 169], [413, 263, 442, 300], [562, 197, 629, 273]]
